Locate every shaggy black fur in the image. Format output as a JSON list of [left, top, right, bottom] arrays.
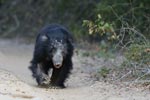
[[29, 24, 74, 88]]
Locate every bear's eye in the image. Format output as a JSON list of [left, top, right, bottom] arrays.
[[50, 47, 58, 54], [62, 50, 67, 56]]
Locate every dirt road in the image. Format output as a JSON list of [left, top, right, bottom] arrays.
[[0, 39, 150, 100]]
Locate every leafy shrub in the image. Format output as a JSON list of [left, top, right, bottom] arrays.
[[83, 14, 118, 41], [95, 0, 150, 38], [82, 0, 150, 82], [125, 44, 150, 65], [99, 67, 110, 78]]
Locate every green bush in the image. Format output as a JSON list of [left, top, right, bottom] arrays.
[[83, 14, 118, 42], [95, 0, 150, 38], [125, 43, 150, 65], [99, 67, 110, 78], [82, 0, 150, 82]]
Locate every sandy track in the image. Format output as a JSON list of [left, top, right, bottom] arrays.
[[0, 39, 150, 100]]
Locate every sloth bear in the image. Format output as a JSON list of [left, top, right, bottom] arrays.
[[29, 24, 74, 88]]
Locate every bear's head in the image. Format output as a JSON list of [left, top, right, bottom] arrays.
[[41, 35, 68, 69]]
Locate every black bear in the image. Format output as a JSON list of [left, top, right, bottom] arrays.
[[29, 24, 74, 88]]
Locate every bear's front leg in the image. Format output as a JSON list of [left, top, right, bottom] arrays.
[[49, 68, 64, 89], [49, 64, 72, 89], [29, 63, 50, 87]]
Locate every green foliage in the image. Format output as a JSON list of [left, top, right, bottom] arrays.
[[96, 50, 115, 59], [0, 0, 149, 42], [82, 0, 150, 44], [95, 0, 150, 38], [82, 0, 150, 82], [83, 14, 118, 41], [125, 43, 150, 65], [82, 52, 90, 57], [81, 48, 115, 58], [0, 0, 97, 40], [99, 67, 110, 78]]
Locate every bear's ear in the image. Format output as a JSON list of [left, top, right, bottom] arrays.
[[41, 35, 48, 41]]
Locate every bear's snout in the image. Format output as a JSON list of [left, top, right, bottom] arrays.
[[52, 49, 63, 68]]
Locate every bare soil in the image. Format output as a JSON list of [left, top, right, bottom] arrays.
[[0, 39, 150, 100]]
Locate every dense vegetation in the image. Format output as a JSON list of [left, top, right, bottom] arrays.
[[0, 0, 97, 39], [82, 0, 150, 82]]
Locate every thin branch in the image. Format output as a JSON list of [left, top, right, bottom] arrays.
[[115, 70, 132, 81]]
